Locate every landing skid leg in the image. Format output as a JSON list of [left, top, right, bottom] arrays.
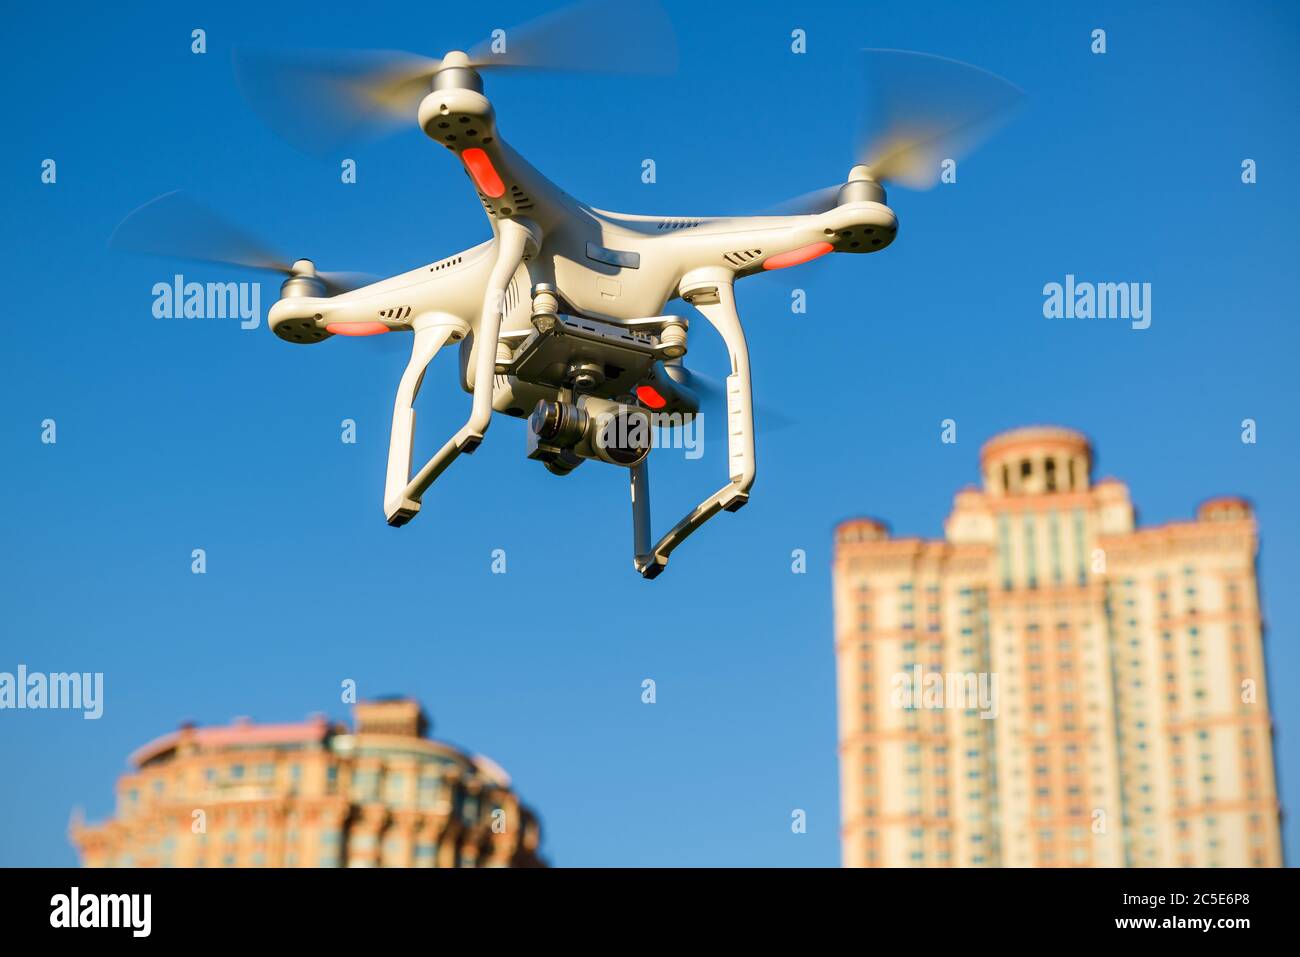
[[385, 218, 538, 526], [633, 275, 756, 579]]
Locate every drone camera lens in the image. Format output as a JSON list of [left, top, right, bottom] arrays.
[[530, 399, 587, 448]]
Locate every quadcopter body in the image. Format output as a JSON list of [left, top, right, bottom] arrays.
[[266, 52, 896, 577]]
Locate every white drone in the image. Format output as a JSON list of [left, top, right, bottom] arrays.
[[113, 1, 1020, 578]]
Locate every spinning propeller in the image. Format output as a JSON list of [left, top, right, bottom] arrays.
[[233, 0, 678, 152], [775, 49, 1024, 214], [663, 363, 793, 437], [109, 190, 377, 296]]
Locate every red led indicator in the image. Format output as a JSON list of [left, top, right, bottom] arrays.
[[462, 148, 506, 198], [762, 241, 834, 270], [636, 385, 668, 410], [326, 322, 389, 337]]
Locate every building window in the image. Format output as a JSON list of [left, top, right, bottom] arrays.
[[998, 516, 1013, 590], [1048, 512, 1063, 584], [1023, 516, 1038, 589], [1072, 510, 1087, 585], [353, 771, 379, 802]]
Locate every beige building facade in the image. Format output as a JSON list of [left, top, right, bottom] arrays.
[[833, 426, 1282, 867], [71, 697, 545, 867]]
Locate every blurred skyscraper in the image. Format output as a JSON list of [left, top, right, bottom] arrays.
[[832, 426, 1282, 867], [70, 697, 545, 867]]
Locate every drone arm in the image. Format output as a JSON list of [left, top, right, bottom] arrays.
[[635, 274, 755, 579], [386, 219, 538, 526]]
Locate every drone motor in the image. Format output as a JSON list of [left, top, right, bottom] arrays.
[[279, 260, 327, 299]]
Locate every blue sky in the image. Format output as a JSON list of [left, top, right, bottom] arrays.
[[1, 0, 1297, 866]]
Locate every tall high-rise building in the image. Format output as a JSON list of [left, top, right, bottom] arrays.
[[832, 426, 1282, 868], [70, 697, 545, 867]]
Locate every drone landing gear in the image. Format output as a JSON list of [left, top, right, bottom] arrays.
[[632, 277, 756, 579], [384, 219, 538, 526], [629, 460, 749, 580], [384, 315, 469, 525]]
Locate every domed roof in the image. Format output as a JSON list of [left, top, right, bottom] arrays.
[[980, 426, 1091, 465]]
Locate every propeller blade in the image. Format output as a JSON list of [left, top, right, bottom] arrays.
[[762, 49, 1022, 212], [109, 191, 377, 295], [466, 0, 677, 75], [233, 48, 442, 154], [856, 49, 1023, 190], [766, 184, 841, 217], [109, 190, 290, 273], [662, 365, 794, 435], [234, 2, 677, 152]]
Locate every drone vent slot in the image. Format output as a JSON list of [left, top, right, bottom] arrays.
[[432, 256, 465, 272], [723, 249, 763, 267], [510, 186, 534, 211], [378, 306, 412, 321], [657, 218, 701, 231]]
